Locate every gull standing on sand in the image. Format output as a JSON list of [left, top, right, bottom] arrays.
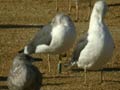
[[19, 13, 76, 72], [66, 0, 115, 83]]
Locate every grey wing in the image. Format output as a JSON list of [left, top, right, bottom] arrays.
[[32, 24, 52, 45], [70, 33, 88, 65], [27, 24, 52, 54]]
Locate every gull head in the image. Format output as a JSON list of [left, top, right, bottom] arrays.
[[94, 0, 108, 17], [13, 53, 33, 66], [13, 53, 42, 66], [51, 13, 74, 27]]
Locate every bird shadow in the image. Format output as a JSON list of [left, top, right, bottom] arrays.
[[71, 67, 120, 72], [43, 74, 81, 79], [0, 76, 8, 90], [104, 80, 120, 83], [108, 3, 120, 7], [115, 16, 120, 18], [0, 76, 7, 81], [102, 67, 120, 72], [0, 24, 44, 29], [0, 86, 8, 90], [43, 82, 68, 86]]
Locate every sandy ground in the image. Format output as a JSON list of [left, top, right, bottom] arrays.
[[0, 0, 120, 90]]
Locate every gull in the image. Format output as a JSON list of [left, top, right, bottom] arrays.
[[19, 13, 76, 73], [66, 0, 115, 84], [7, 53, 42, 90]]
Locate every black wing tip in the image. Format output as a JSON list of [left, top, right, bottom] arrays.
[[18, 49, 24, 53]]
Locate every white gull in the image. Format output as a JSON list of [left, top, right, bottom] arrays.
[[67, 0, 115, 84]]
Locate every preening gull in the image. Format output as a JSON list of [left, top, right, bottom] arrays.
[[19, 13, 76, 72], [66, 0, 115, 83], [7, 53, 42, 90]]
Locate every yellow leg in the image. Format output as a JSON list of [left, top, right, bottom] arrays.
[[100, 70, 104, 83], [58, 54, 62, 74], [75, 0, 79, 21], [87, 0, 91, 21], [68, 0, 71, 14], [84, 67, 87, 84], [56, 0, 58, 11], [48, 54, 51, 72]]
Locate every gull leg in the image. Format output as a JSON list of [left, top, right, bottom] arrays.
[[57, 54, 62, 74], [100, 69, 104, 83], [68, 0, 71, 14], [86, 0, 91, 21], [84, 66, 87, 84], [75, 0, 79, 21], [56, 0, 58, 11], [112, 60, 114, 67], [0, 64, 2, 75], [48, 54, 51, 72]]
